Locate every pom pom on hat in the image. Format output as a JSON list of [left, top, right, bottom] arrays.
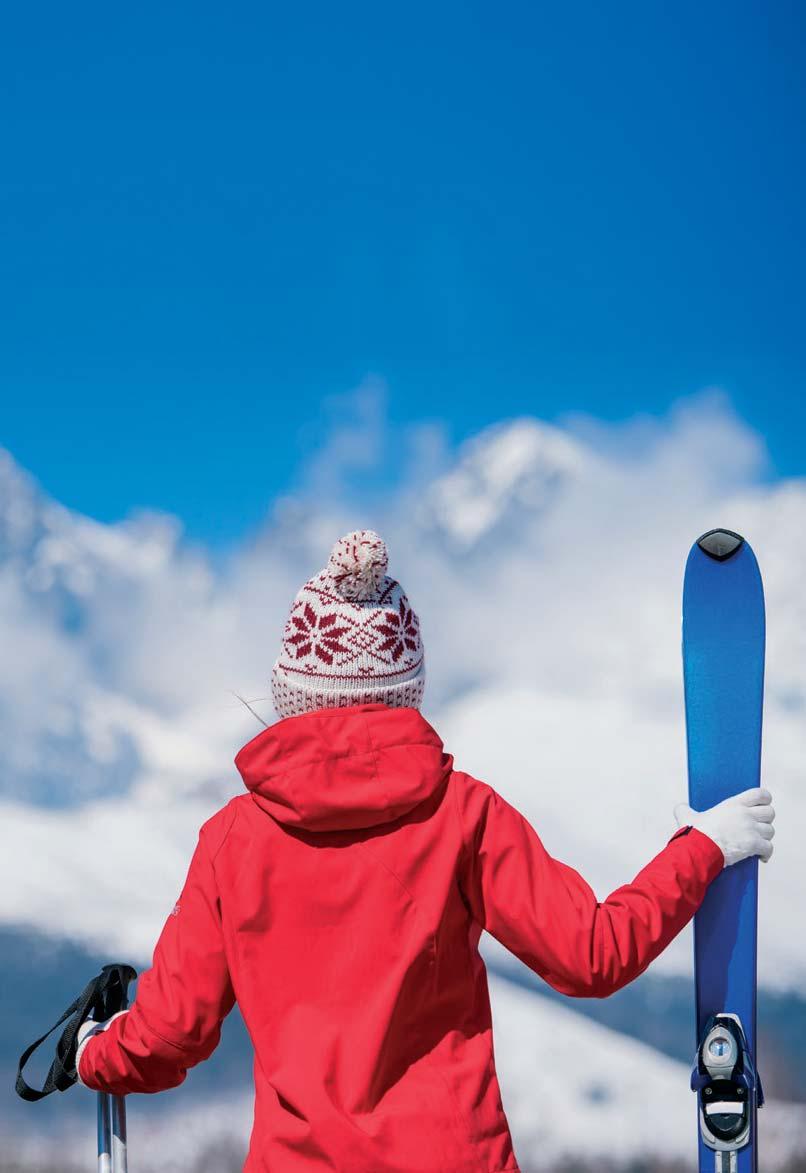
[[328, 530, 389, 602]]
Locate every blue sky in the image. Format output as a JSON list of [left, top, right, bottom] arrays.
[[2, 1, 804, 544]]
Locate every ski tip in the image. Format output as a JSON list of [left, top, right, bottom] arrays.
[[696, 528, 744, 561]]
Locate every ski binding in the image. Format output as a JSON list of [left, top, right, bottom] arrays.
[[691, 1013, 764, 1169]]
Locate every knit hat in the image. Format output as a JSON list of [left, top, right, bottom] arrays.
[[271, 530, 426, 719]]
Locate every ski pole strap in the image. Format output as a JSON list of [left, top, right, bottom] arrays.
[[15, 963, 137, 1102]]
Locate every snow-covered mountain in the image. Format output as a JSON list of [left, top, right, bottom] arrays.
[[490, 976, 805, 1168], [416, 417, 588, 551], [2, 394, 805, 1164], [2, 397, 805, 977]]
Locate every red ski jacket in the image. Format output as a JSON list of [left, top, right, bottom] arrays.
[[79, 703, 723, 1172]]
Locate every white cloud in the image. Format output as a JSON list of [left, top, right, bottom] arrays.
[[1, 388, 804, 994]]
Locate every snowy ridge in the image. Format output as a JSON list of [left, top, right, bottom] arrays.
[[417, 417, 587, 550], [491, 978, 805, 1167]]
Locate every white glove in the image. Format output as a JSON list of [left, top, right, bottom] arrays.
[[674, 787, 775, 869], [75, 1010, 128, 1086]]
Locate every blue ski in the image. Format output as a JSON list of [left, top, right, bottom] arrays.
[[683, 528, 765, 1173]]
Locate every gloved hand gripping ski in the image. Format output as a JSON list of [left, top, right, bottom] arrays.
[[674, 789, 775, 869]]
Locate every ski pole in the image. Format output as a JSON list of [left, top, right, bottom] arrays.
[[96, 983, 130, 1173], [98, 1091, 112, 1173], [112, 1086, 128, 1172], [97, 1082, 129, 1171]]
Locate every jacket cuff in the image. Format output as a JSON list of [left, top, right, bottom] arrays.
[[77, 1045, 96, 1089], [668, 824, 724, 875], [668, 824, 692, 842], [77, 1010, 129, 1089]]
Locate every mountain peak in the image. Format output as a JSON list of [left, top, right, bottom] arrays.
[[418, 418, 586, 550]]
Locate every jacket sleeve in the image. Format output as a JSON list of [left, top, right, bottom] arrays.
[[453, 772, 724, 998], [78, 822, 236, 1095]]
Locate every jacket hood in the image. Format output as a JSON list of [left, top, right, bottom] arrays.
[[235, 704, 452, 832]]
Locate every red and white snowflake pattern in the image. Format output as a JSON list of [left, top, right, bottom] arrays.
[[375, 598, 420, 663], [279, 575, 423, 682], [286, 602, 351, 666]]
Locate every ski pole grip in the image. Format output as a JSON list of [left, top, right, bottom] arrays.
[[94, 964, 137, 1020], [15, 963, 138, 1102]]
